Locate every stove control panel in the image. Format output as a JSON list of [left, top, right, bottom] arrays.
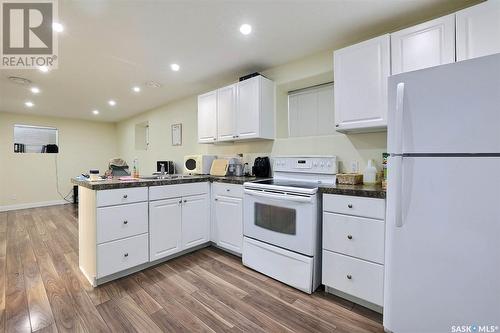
[[273, 156, 337, 174]]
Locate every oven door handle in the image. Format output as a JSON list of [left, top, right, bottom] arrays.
[[244, 189, 314, 203]]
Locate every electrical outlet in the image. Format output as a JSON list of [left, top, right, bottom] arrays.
[[350, 161, 359, 173]]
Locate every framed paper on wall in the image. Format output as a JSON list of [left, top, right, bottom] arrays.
[[171, 123, 182, 146]]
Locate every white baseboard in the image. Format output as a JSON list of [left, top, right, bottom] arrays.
[[0, 199, 69, 212]]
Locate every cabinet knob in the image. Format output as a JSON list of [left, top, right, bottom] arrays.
[[213, 138, 217, 141], [214, 198, 218, 201], [226, 189, 230, 192], [347, 203, 353, 208], [335, 124, 339, 127], [346, 274, 352, 280], [347, 234, 352, 240], [183, 199, 187, 203], [123, 194, 128, 199], [123, 220, 128, 225], [124, 253, 129, 257], [178, 200, 182, 204]]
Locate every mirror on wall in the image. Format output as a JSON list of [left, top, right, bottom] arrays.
[[13, 124, 59, 153]]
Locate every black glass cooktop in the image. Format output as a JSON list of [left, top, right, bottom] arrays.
[[253, 179, 319, 189]]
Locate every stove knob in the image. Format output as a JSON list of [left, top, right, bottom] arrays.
[[320, 162, 325, 168], [327, 162, 332, 168], [313, 161, 318, 167]]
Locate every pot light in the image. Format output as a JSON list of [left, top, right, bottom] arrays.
[[108, 100, 116, 106], [52, 22, 64, 33], [38, 66, 49, 73], [132, 86, 141, 92], [239, 24, 252, 35], [25, 101, 34, 108], [30, 87, 40, 94], [92, 109, 99, 115], [170, 63, 180, 71]]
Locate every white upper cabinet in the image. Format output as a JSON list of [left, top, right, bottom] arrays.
[[198, 75, 275, 143], [334, 34, 390, 132], [236, 75, 275, 140], [456, 0, 500, 61], [391, 14, 455, 74], [197, 90, 217, 143], [217, 84, 237, 141]]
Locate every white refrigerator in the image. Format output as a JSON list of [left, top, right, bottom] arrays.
[[384, 54, 500, 333]]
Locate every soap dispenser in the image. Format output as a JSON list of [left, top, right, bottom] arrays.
[[363, 159, 377, 185]]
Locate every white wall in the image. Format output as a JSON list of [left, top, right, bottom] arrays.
[[116, 49, 387, 175], [0, 112, 118, 210]]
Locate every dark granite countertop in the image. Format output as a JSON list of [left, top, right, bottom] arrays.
[[72, 175, 261, 190], [319, 184, 386, 199]]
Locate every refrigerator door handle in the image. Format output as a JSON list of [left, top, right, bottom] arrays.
[[392, 156, 403, 227], [395, 82, 405, 155]]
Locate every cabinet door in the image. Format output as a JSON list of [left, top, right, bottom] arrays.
[[149, 198, 182, 261], [391, 14, 455, 75], [217, 84, 237, 141], [181, 194, 209, 249], [236, 77, 260, 139], [198, 90, 217, 143], [456, 1, 500, 61], [334, 34, 390, 132], [214, 195, 243, 254]]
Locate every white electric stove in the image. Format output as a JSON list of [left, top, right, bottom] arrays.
[[242, 156, 337, 293]]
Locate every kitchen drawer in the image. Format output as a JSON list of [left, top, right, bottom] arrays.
[[323, 212, 385, 264], [96, 187, 148, 207], [149, 182, 209, 201], [323, 194, 385, 219], [212, 182, 244, 198], [97, 202, 148, 244], [322, 250, 384, 306], [97, 233, 148, 278]]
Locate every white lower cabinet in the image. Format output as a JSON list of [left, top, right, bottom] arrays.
[[322, 194, 385, 310], [181, 194, 210, 249], [149, 183, 210, 261], [149, 198, 182, 261], [212, 183, 243, 255], [97, 233, 149, 278]]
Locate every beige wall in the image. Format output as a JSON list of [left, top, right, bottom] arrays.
[[0, 112, 118, 209], [116, 49, 387, 176]]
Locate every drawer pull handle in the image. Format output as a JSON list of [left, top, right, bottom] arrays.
[[214, 198, 218, 201], [346, 274, 352, 280], [347, 235, 353, 240], [123, 220, 128, 225], [347, 204, 353, 208], [226, 189, 230, 192], [124, 253, 129, 257], [123, 194, 128, 199]]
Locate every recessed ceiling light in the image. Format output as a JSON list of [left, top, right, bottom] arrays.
[[30, 87, 40, 94], [108, 100, 116, 106], [92, 109, 99, 115], [132, 86, 141, 92], [239, 24, 252, 35], [170, 63, 180, 71], [38, 66, 49, 73], [52, 22, 64, 33], [25, 101, 34, 108]]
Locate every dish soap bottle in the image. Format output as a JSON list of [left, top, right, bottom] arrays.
[[132, 158, 139, 178], [363, 159, 377, 185]]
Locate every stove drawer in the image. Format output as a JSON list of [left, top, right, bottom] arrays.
[[323, 212, 385, 264], [322, 250, 383, 306], [323, 194, 385, 219]]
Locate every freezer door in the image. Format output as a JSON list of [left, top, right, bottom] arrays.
[[384, 156, 500, 333], [388, 53, 500, 154]]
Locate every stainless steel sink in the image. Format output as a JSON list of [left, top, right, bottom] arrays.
[[140, 174, 198, 180]]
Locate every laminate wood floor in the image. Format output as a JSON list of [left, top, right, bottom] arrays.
[[0, 204, 384, 333]]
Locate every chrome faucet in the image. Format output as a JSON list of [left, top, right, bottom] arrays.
[[160, 163, 166, 177]]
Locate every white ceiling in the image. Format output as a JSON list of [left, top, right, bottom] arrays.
[[0, 0, 478, 122]]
